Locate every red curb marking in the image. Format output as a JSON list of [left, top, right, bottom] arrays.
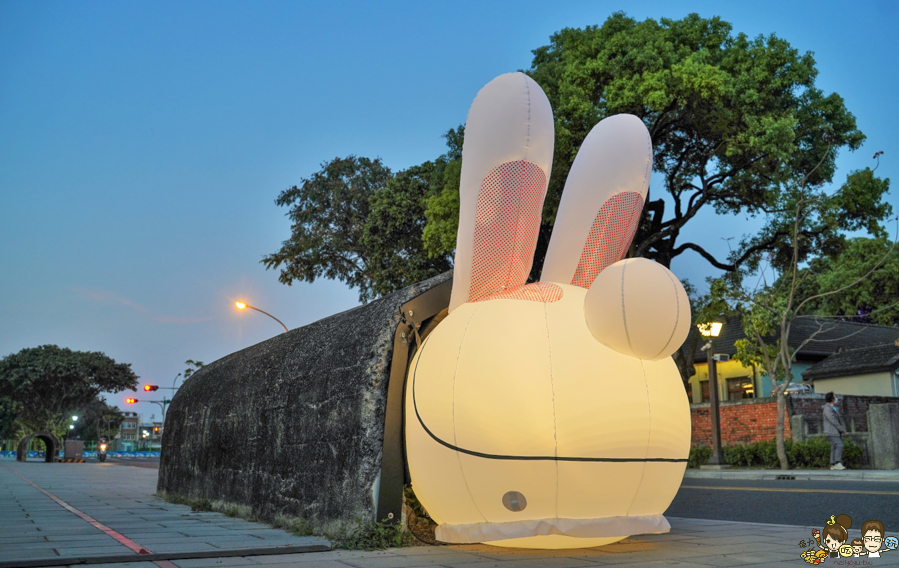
[[3, 465, 153, 555]]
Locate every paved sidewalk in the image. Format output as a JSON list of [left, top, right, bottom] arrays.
[[0, 461, 326, 564], [2, 459, 898, 568], [685, 467, 899, 483]]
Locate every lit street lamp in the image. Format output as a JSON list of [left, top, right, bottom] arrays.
[[235, 301, 288, 333], [66, 415, 78, 441], [698, 320, 729, 469]]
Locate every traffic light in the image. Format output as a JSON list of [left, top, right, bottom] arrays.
[[154, 426, 160, 433], [126, 398, 138, 404], [143, 385, 159, 391]]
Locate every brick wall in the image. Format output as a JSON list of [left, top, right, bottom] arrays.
[[691, 398, 791, 446]]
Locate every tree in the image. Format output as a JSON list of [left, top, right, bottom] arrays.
[[794, 236, 899, 325], [709, 153, 895, 470], [0, 397, 23, 441], [262, 144, 455, 302], [0, 345, 138, 439], [72, 397, 124, 442], [264, 13, 892, 320], [182, 359, 205, 380], [421, 13, 880, 277]]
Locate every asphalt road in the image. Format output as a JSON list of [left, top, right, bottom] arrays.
[[103, 456, 160, 469], [666, 477, 899, 530]]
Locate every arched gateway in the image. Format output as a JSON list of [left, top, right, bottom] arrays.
[[16, 432, 61, 463]]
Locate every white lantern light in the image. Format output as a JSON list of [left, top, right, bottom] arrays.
[[405, 73, 691, 549]]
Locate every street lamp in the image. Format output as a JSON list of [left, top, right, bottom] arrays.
[[66, 415, 78, 442], [698, 320, 729, 468], [235, 301, 288, 333]]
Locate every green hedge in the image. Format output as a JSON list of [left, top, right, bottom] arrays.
[[689, 437, 864, 469], [688, 446, 713, 468]]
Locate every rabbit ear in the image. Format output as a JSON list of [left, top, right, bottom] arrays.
[[540, 114, 651, 288], [448, 73, 554, 313]]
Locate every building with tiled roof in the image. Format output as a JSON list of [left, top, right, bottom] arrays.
[[679, 316, 899, 404], [802, 341, 899, 396]]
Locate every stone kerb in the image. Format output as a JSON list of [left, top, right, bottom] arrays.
[[157, 271, 451, 536]]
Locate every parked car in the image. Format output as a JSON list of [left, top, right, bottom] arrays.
[[785, 383, 813, 395]]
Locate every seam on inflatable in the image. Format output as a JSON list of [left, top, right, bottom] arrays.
[[543, 302, 560, 518], [503, 166, 525, 291], [650, 268, 681, 361], [411, 358, 687, 463], [626, 359, 652, 517], [450, 304, 488, 522], [524, 75, 531, 161], [642, 134, 651, 189], [620, 260, 635, 355]]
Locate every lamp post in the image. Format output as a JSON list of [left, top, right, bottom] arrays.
[[66, 415, 78, 442], [698, 321, 728, 468], [235, 301, 288, 333]]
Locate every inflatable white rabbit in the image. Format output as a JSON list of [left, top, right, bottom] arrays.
[[404, 72, 692, 549]]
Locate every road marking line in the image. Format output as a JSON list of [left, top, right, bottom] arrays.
[[682, 485, 899, 495]]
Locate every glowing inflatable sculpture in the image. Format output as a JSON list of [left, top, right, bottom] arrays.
[[405, 72, 691, 549]]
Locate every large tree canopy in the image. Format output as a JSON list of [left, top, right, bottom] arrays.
[[784, 235, 899, 325], [0, 345, 138, 437], [265, 13, 891, 302], [263, 143, 457, 302]]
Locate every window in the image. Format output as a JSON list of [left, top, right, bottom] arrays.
[[700, 380, 710, 403], [122, 422, 136, 429], [727, 377, 754, 401]]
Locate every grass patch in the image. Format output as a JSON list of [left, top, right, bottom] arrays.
[[155, 491, 311, 532], [334, 517, 414, 550], [271, 513, 313, 536]]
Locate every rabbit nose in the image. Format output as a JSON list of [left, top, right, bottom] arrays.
[[583, 258, 690, 360]]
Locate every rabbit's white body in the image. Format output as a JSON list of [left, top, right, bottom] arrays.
[[405, 283, 690, 548], [403, 72, 692, 548]]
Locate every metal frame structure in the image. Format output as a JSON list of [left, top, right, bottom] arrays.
[[376, 277, 453, 523]]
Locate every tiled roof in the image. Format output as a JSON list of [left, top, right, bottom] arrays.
[[681, 316, 899, 364], [802, 343, 899, 380]]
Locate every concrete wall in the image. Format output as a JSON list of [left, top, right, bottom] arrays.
[[869, 403, 899, 469], [157, 272, 450, 535], [811, 371, 898, 397]]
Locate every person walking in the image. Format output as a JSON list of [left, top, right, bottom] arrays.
[[823, 392, 847, 470]]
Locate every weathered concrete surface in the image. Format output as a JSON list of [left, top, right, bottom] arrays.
[[158, 272, 451, 535], [869, 403, 899, 469]]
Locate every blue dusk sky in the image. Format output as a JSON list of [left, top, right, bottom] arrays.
[[1, 0, 897, 421]]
